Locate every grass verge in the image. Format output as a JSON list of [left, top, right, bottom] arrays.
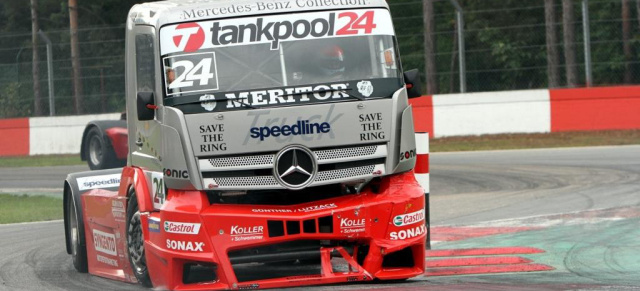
[[430, 130, 640, 152], [0, 154, 83, 168], [0, 194, 63, 224]]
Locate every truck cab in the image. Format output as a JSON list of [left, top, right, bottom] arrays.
[[64, 1, 427, 289]]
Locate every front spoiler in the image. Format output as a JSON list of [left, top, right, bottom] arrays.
[[143, 172, 426, 290]]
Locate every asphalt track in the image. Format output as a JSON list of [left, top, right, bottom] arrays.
[[1, 145, 639, 290]]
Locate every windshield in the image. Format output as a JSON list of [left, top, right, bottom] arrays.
[[159, 8, 403, 113]]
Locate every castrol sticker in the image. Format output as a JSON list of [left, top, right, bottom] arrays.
[[164, 221, 201, 235], [393, 209, 425, 227]]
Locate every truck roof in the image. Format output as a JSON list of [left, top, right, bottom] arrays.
[[129, 0, 390, 27]]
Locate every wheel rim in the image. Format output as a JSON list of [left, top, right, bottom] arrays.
[[69, 199, 79, 256], [127, 211, 146, 274], [89, 135, 103, 166]]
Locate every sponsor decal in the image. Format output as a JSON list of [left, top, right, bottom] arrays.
[[230, 225, 264, 242], [172, 22, 205, 52], [252, 208, 293, 213], [93, 229, 117, 256], [111, 199, 125, 220], [152, 172, 165, 209], [297, 203, 337, 212], [358, 112, 385, 141], [250, 120, 331, 141], [199, 94, 216, 111], [357, 80, 374, 97], [223, 83, 349, 109], [238, 283, 260, 290], [164, 221, 201, 235], [199, 123, 227, 153], [178, 0, 372, 21], [340, 217, 365, 234], [163, 10, 392, 55], [251, 203, 337, 213], [166, 239, 204, 252], [393, 209, 425, 227], [164, 168, 189, 179], [77, 174, 121, 191], [389, 224, 426, 240], [399, 149, 417, 161], [96, 254, 118, 267], [148, 217, 161, 233]]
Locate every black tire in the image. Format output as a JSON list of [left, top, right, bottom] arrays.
[[85, 127, 117, 170], [67, 194, 88, 272], [126, 189, 152, 287]]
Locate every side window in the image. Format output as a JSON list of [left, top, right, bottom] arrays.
[[135, 34, 155, 92]]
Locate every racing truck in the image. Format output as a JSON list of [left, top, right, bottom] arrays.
[[63, 0, 427, 289]]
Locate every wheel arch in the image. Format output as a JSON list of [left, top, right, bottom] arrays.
[[121, 167, 155, 213], [63, 179, 86, 255]]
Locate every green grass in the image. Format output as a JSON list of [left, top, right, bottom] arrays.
[[430, 130, 640, 152], [0, 194, 63, 224], [0, 154, 84, 168]]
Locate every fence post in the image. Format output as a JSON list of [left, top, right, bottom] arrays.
[[448, 0, 466, 93], [38, 30, 55, 116], [582, 0, 593, 86]]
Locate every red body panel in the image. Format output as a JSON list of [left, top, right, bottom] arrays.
[[81, 168, 426, 290], [105, 127, 129, 160]]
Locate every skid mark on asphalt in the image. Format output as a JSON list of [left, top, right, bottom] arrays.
[[423, 206, 640, 286]]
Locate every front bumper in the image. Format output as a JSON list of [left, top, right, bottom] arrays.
[[142, 172, 426, 290]]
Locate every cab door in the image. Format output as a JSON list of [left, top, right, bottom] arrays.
[[126, 25, 163, 172]]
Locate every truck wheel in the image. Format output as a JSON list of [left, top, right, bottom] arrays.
[[86, 127, 116, 170], [67, 195, 88, 272], [126, 189, 152, 287]]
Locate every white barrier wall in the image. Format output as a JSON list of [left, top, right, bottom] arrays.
[[432, 89, 551, 138], [29, 113, 121, 155]]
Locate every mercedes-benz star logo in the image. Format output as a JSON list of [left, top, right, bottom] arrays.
[[274, 145, 317, 190]]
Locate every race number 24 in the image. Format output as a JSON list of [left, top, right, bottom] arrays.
[[152, 172, 165, 209], [336, 11, 377, 35], [163, 52, 219, 96]]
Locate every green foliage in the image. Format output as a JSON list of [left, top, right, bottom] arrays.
[[0, 82, 32, 118]]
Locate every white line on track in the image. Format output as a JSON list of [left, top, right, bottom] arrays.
[[0, 219, 63, 227]]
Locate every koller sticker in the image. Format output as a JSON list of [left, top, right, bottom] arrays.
[[340, 218, 365, 234], [230, 225, 264, 242]]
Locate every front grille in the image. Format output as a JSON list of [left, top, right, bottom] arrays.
[[215, 176, 279, 187], [315, 145, 377, 161], [208, 154, 273, 168], [200, 144, 387, 190], [316, 165, 376, 182]]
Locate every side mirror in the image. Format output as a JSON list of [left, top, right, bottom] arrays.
[[403, 69, 423, 98], [137, 92, 156, 121]]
